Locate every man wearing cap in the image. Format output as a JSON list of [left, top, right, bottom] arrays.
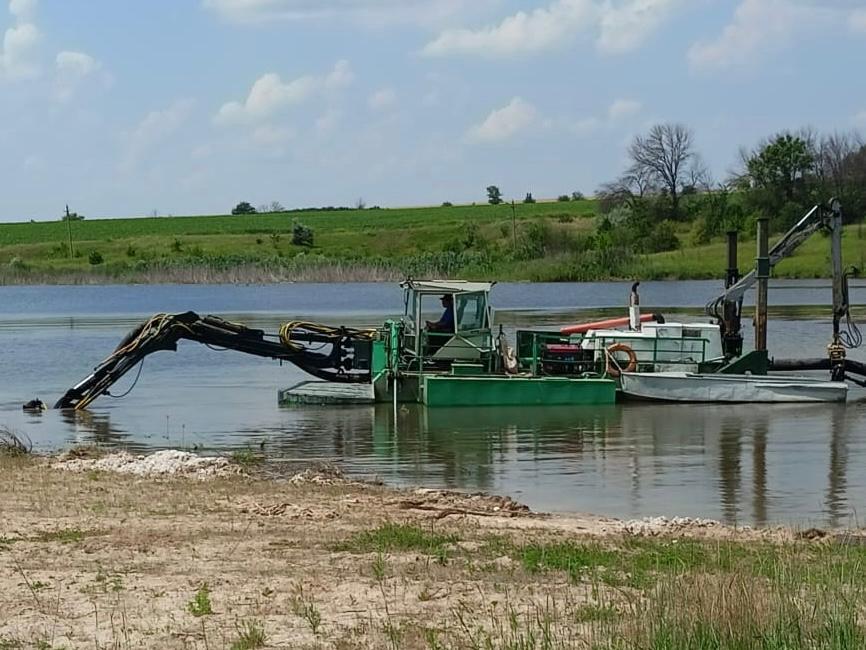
[[426, 294, 454, 333]]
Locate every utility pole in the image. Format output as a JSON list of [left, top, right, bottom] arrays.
[[754, 217, 769, 352], [65, 205, 75, 259], [511, 199, 517, 251]]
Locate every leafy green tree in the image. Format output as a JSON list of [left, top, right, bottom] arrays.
[[740, 132, 817, 230], [746, 133, 815, 203], [292, 221, 314, 247], [486, 185, 503, 205], [231, 201, 257, 215], [523, 192, 536, 204]]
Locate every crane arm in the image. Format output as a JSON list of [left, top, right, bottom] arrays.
[[54, 312, 376, 410], [705, 202, 839, 318]]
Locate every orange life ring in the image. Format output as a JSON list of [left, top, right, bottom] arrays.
[[606, 343, 637, 377]]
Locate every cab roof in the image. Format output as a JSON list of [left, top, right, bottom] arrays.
[[400, 280, 495, 294]]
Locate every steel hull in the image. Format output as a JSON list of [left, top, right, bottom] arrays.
[[620, 372, 848, 403]]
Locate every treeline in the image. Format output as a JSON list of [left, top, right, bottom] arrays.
[[595, 124, 866, 256]]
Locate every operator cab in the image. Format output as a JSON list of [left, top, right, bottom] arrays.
[[399, 280, 495, 363]]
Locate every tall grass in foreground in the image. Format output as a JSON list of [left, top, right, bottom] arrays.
[[435, 569, 864, 650], [612, 571, 863, 649], [420, 538, 866, 650]]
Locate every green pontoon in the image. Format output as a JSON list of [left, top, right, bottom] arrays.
[[282, 280, 616, 407]]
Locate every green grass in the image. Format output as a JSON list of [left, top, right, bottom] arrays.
[[336, 522, 459, 558], [2, 201, 862, 282], [230, 620, 266, 650], [458, 536, 866, 649], [641, 226, 866, 280], [229, 449, 264, 469], [187, 583, 213, 617]]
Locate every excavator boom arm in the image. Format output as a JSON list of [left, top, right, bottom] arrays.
[[54, 312, 375, 410]]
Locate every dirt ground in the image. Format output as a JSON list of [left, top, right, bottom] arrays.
[[0, 452, 826, 649]]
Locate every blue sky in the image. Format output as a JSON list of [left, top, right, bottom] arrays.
[[1, 0, 865, 222]]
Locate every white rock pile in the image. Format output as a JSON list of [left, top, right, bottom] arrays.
[[622, 516, 722, 537], [54, 450, 238, 479]]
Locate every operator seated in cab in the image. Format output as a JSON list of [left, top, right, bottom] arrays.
[[425, 294, 454, 333]]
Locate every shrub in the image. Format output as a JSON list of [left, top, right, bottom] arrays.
[[232, 202, 257, 215], [292, 222, 314, 247], [557, 195, 571, 202], [644, 220, 681, 253], [88, 251, 104, 265], [441, 201, 453, 207], [516, 221, 547, 259]]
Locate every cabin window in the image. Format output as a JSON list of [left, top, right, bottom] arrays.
[[456, 292, 487, 332]]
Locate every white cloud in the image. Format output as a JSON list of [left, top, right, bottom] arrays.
[[214, 60, 352, 126], [423, 0, 682, 58], [565, 98, 641, 136], [55, 50, 101, 101], [1, 0, 41, 81], [608, 98, 642, 121], [424, 0, 592, 58], [122, 99, 195, 171], [9, 0, 36, 21], [851, 8, 866, 34], [467, 97, 536, 143], [597, 0, 681, 54], [368, 87, 396, 112], [688, 0, 837, 71], [203, 0, 487, 25]]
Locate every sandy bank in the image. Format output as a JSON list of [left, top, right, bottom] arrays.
[[1, 450, 862, 649]]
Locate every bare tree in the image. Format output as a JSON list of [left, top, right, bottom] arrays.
[[817, 131, 863, 193], [687, 155, 713, 191], [270, 201, 286, 213], [596, 163, 658, 212], [628, 123, 697, 218]]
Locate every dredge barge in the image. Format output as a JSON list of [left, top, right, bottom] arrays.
[[51, 201, 864, 411]]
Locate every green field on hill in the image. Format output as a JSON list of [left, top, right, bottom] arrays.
[[0, 200, 862, 284]]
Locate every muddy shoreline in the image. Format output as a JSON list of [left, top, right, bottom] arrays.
[[2, 450, 864, 649]]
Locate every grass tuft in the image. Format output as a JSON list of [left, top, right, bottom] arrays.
[[230, 620, 266, 650], [230, 449, 264, 468], [187, 583, 213, 617], [519, 541, 618, 582], [336, 522, 459, 558]]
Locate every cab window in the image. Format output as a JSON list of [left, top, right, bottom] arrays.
[[455, 292, 487, 332]]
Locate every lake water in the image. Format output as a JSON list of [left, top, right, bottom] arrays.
[[2, 280, 866, 528]]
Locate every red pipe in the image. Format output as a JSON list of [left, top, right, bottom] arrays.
[[561, 314, 656, 335]]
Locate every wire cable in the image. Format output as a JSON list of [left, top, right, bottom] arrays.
[[106, 358, 145, 399]]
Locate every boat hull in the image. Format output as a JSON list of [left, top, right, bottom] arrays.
[[619, 372, 848, 403], [423, 375, 616, 407]]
